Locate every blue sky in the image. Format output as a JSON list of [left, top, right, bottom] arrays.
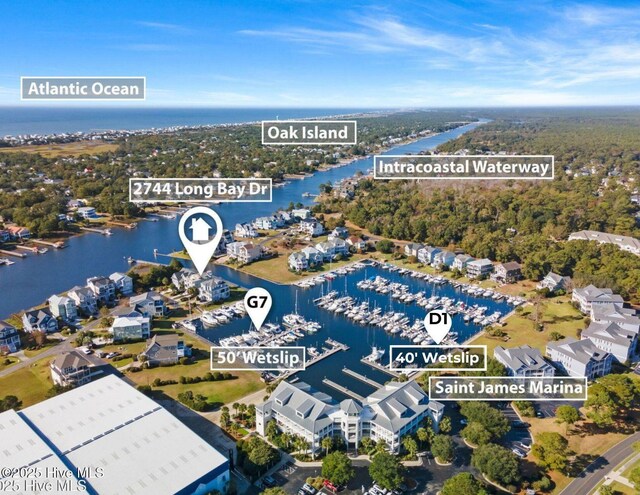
[[2, 0, 639, 107]]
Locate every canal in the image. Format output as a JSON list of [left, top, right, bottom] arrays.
[[0, 120, 485, 318]]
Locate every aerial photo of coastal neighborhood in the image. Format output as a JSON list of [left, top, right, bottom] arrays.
[[1, 2, 640, 495]]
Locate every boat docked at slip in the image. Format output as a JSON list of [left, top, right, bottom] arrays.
[[364, 346, 385, 362]]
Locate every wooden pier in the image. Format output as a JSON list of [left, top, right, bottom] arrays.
[[322, 379, 365, 401], [31, 239, 65, 249], [0, 249, 26, 258], [80, 226, 110, 234], [342, 368, 383, 388], [281, 339, 349, 380], [360, 358, 400, 377], [16, 245, 38, 253], [107, 220, 137, 229]]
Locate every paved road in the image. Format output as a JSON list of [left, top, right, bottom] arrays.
[[0, 336, 72, 378], [559, 431, 640, 495]]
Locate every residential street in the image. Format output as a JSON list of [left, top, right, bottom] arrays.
[[559, 431, 640, 495]]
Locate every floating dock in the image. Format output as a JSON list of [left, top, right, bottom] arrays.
[[342, 368, 383, 388], [322, 379, 365, 401], [360, 357, 400, 377]]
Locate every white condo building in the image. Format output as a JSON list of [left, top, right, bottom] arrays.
[[256, 380, 444, 454]]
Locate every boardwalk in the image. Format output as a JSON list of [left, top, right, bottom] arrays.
[[322, 378, 365, 401], [342, 368, 383, 388], [360, 357, 400, 377]]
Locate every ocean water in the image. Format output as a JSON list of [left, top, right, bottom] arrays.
[[0, 107, 369, 136]]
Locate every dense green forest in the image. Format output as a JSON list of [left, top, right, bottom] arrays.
[[0, 110, 473, 235], [320, 109, 640, 301]]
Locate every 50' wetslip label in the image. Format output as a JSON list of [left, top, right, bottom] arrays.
[[262, 120, 357, 145], [210, 346, 306, 371]]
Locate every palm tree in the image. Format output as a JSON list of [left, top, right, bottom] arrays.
[[232, 402, 240, 419], [321, 436, 333, 456], [294, 435, 308, 456], [416, 427, 429, 449], [237, 403, 247, 422]]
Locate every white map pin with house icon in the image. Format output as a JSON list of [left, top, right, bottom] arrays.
[[178, 206, 223, 275]]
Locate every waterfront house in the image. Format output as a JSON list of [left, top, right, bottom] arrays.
[[404, 243, 424, 258], [110, 315, 151, 341], [347, 236, 366, 251], [494, 345, 555, 377], [48, 295, 78, 322], [291, 208, 312, 220], [129, 291, 167, 318], [417, 246, 441, 264], [0, 230, 9, 243], [453, 254, 474, 271], [215, 229, 235, 256], [276, 211, 292, 224], [302, 246, 323, 266], [141, 334, 189, 366], [253, 216, 278, 230], [568, 230, 640, 256], [432, 250, 456, 269], [256, 380, 443, 454], [492, 261, 522, 284], [198, 277, 230, 303], [331, 238, 349, 256], [6, 226, 30, 240], [171, 267, 204, 291], [581, 321, 638, 364], [590, 303, 640, 333], [572, 285, 624, 314], [235, 223, 258, 238], [288, 252, 308, 272], [299, 219, 324, 237], [67, 286, 98, 315], [22, 309, 58, 333], [50, 351, 93, 387], [226, 241, 262, 264], [0, 321, 21, 353], [316, 241, 337, 261], [109, 272, 134, 295], [329, 226, 349, 240], [66, 199, 85, 209], [546, 338, 612, 379], [537, 272, 571, 293], [77, 206, 97, 219], [466, 258, 494, 279], [86, 276, 116, 303]]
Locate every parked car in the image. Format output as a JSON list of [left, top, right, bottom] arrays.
[[263, 476, 276, 488], [512, 447, 526, 458], [518, 439, 532, 450], [512, 420, 530, 429], [302, 483, 317, 494]]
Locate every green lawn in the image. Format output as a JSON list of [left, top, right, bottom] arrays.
[[607, 481, 635, 495], [0, 356, 19, 372], [123, 329, 265, 409], [236, 253, 367, 284], [471, 296, 586, 355], [157, 373, 264, 408], [23, 341, 61, 358], [621, 456, 640, 482], [0, 357, 53, 407]]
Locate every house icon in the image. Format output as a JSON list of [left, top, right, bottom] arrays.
[[190, 217, 212, 242]]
